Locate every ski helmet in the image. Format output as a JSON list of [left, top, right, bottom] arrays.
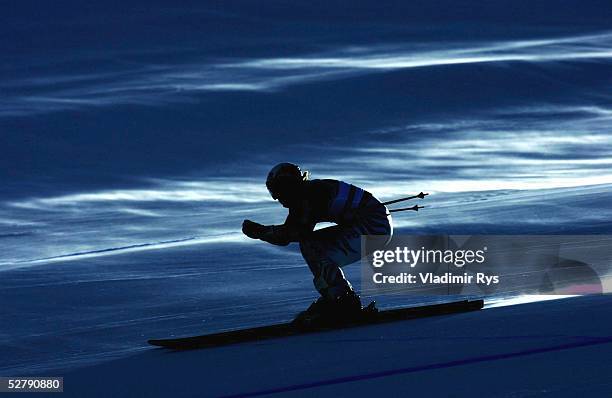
[[266, 162, 308, 199]]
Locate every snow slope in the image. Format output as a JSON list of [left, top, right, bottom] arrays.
[[59, 294, 612, 397]]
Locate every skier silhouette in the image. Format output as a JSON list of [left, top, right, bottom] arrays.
[[242, 163, 393, 323]]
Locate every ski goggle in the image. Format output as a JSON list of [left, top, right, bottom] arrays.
[[266, 180, 280, 199]]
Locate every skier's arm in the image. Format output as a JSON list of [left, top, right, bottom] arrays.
[[260, 225, 293, 246], [269, 207, 316, 245], [242, 220, 291, 246], [242, 214, 313, 246], [262, 223, 313, 245]]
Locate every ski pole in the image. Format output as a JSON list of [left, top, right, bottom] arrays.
[[389, 205, 424, 213], [382, 192, 428, 206]]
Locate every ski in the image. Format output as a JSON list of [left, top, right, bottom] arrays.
[[148, 299, 484, 350]]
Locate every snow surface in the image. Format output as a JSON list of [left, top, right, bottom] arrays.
[[59, 294, 612, 397]]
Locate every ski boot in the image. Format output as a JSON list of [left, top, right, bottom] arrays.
[[292, 290, 366, 328], [292, 296, 329, 327], [332, 290, 363, 322]]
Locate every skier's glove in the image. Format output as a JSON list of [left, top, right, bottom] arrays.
[[242, 219, 268, 239]]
